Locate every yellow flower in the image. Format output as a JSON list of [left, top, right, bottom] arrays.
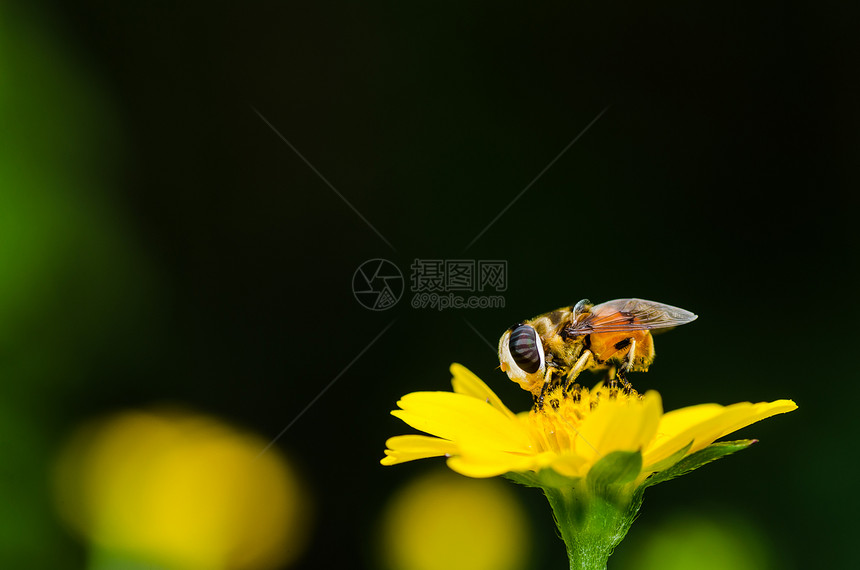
[[382, 364, 796, 483], [53, 408, 311, 570], [378, 471, 532, 570]]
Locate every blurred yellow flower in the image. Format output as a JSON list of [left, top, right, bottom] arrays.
[[382, 364, 796, 482], [378, 471, 531, 570], [53, 408, 311, 570]]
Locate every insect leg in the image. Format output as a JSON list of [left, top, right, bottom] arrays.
[[535, 368, 555, 411], [616, 338, 635, 392], [536, 381, 551, 411], [606, 365, 618, 390], [564, 349, 594, 387], [622, 338, 636, 374]]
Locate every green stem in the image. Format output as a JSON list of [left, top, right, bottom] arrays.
[[543, 486, 637, 570]]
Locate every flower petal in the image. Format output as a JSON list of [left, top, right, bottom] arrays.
[[391, 391, 532, 453], [643, 399, 797, 467], [449, 363, 517, 419], [574, 390, 663, 469], [547, 452, 590, 479], [381, 435, 459, 466], [446, 446, 538, 478]]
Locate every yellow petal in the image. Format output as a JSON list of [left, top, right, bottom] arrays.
[[381, 435, 459, 466], [391, 391, 532, 453], [643, 399, 797, 467], [684, 399, 797, 453], [574, 390, 663, 468], [547, 452, 590, 479], [655, 403, 726, 435], [641, 403, 724, 467], [449, 363, 517, 420], [446, 446, 538, 478]]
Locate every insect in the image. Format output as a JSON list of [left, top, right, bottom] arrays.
[[498, 298, 697, 407]]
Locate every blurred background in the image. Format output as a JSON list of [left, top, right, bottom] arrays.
[[1, 1, 857, 569]]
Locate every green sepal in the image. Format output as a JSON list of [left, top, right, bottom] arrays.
[[538, 468, 582, 489], [588, 451, 642, 487], [637, 439, 757, 493], [505, 468, 580, 490], [503, 471, 543, 488], [586, 450, 642, 503]]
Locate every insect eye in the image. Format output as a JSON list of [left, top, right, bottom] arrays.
[[509, 325, 543, 374]]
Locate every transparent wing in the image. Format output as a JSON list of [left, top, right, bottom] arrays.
[[565, 298, 697, 335]]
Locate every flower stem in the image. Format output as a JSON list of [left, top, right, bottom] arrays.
[[543, 486, 636, 570]]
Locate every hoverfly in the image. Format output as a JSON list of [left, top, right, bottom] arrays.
[[498, 298, 697, 407]]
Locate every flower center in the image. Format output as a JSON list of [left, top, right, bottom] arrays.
[[526, 383, 643, 454]]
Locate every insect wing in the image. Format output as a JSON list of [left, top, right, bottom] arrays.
[[565, 298, 697, 335]]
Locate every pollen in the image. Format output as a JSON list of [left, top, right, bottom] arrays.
[[527, 383, 643, 455]]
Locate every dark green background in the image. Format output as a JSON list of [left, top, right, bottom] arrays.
[[2, 1, 857, 568]]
